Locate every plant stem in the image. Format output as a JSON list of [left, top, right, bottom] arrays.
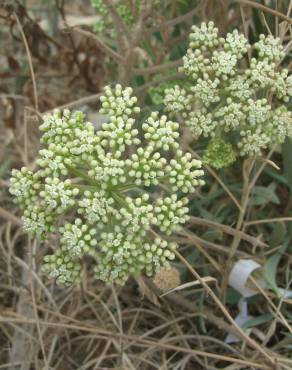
[[175, 250, 276, 366], [220, 147, 276, 298], [235, 0, 292, 24], [187, 146, 242, 211], [66, 165, 99, 186], [220, 157, 255, 298]]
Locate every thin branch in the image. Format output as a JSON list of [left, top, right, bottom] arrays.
[[189, 216, 267, 247], [0, 315, 275, 369], [206, 166, 242, 212], [14, 13, 39, 111], [0, 206, 22, 227], [221, 149, 276, 296], [135, 72, 185, 94], [57, 3, 94, 89], [149, 8, 198, 34], [249, 275, 292, 335], [245, 217, 292, 226], [180, 230, 221, 273], [116, 1, 155, 84], [0, 94, 29, 102], [187, 146, 242, 211], [103, 0, 131, 40], [234, 0, 292, 24], [247, 147, 276, 192], [73, 27, 124, 62], [288, 0, 292, 17], [28, 239, 49, 369], [133, 60, 182, 75], [219, 159, 255, 298], [42, 93, 102, 115], [174, 232, 250, 258], [175, 250, 276, 367]]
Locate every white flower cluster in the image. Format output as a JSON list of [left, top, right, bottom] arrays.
[[77, 190, 114, 224], [254, 34, 285, 62], [40, 178, 79, 213], [100, 85, 140, 118], [190, 78, 220, 106], [166, 152, 204, 193], [186, 110, 215, 138], [10, 85, 205, 285], [224, 29, 250, 57], [59, 219, 98, 258], [154, 195, 189, 235], [163, 22, 292, 168], [38, 110, 99, 177], [164, 86, 192, 116], [125, 147, 167, 187], [42, 250, 81, 285], [189, 21, 220, 50], [142, 112, 180, 151]]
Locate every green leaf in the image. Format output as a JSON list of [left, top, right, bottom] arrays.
[[0, 159, 10, 178], [242, 313, 274, 329], [264, 166, 289, 188], [264, 253, 281, 296], [225, 287, 241, 305], [249, 183, 280, 207], [264, 243, 288, 297], [269, 222, 287, 247], [201, 230, 223, 243], [282, 137, 292, 191]]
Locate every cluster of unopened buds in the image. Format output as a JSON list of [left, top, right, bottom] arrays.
[[163, 22, 292, 168], [91, 0, 136, 33], [10, 85, 204, 285]]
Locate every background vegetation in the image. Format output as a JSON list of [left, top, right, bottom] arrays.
[[0, 0, 292, 369]]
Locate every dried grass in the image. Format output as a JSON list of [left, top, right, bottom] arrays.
[[1, 1, 292, 369]]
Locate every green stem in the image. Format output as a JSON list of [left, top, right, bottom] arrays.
[[112, 183, 139, 192], [110, 190, 128, 208], [66, 165, 99, 186], [71, 184, 99, 192]]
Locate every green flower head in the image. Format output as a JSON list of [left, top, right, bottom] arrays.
[[10, 85, 204, 285]]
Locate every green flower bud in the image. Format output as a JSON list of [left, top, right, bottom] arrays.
[[203, 138, 236, 169]]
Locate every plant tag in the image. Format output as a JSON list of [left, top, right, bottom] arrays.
[[225, 298, 253, 344], [228, 259, 264, 297]]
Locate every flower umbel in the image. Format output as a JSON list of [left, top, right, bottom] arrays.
[[10, 85, 204, 285], [164, 22, 292, 167]]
